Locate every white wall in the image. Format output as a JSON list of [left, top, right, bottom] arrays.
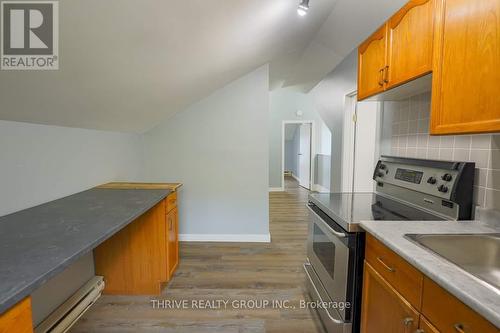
[[0, 120, 143, 325], [309, 49, 358, 191], [353, 102, 380, 192], [142, 65, 270, 242], [0, 120, 143, 217], [269, 88, 331, 189]]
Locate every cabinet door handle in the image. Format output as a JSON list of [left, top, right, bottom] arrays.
[[384, 65, 389, 83], [384, 66, 389, 83], [415, 330, 425, 333], [377, 256, 396, 272], [454, 323, 466, 333], [403, 317, 414, 326], [378, 68, 384, 86]]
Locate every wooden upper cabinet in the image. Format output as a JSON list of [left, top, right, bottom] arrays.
[[361, 262, 420, 333], [358, 24, 387, 100], [430, 0, 500, 134], [386, 0, 435, 89]]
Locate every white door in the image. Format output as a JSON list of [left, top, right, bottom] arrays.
[[298, 123, 312, 189]]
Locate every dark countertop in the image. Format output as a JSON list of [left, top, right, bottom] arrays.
[[0, 188, 171, 314]]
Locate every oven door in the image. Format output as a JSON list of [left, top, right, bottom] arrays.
[[307, 203, 351, 320]]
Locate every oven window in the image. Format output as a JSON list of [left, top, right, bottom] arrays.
[[313, 224, 335, 279]]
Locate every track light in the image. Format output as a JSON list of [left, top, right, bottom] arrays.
[[297, 0, 309, 16]]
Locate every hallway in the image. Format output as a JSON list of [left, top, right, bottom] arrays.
[[71, 176, 323, 333]]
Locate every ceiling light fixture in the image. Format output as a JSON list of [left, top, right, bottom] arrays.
[[297, 0, 309, 16]]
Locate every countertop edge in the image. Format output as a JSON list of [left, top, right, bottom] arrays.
[[0, 189, 170, 315], [308, 194, 350, 228], [97, 182, 183, 191], [360, 221, 500, 329]]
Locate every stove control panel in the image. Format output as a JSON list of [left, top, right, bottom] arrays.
[[373, 156, 475, 220]]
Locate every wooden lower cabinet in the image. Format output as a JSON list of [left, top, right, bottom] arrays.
[[361, 262, 420, 333], [167, 206, 179, 279], [419, 316, 440, 333], [365, 235, 423, 309], [422, 277, 498, 333], [94, 191, 180, 295], [362, 235, 498, 333], [0, 297, 33, 333]]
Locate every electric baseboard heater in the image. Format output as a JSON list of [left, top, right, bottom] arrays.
[[35, 276, 105, 333]]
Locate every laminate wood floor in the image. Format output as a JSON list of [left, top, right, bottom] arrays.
[[71, 177, 324, 333]]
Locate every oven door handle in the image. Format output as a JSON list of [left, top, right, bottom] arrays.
[[307, 205, 347, 238], [303, 263, 345, 324]]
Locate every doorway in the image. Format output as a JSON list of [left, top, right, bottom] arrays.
[[282, 121, 314, 190]]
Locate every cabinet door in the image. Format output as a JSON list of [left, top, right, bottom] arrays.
[[386, 0, 435, 89], [418, 316, 440, 333], [361, 262, 420, 333], [0, 297, 33, 333], [167, 207, 179, 279], [422, 277, 498, 333], [430, 0, 500, 134], [358, 24, 387, 100]]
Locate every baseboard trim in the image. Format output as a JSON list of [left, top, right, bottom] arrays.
[[269, 187, 284, 192], [179, 233, 271, 243], [291, 173, 300, 182]]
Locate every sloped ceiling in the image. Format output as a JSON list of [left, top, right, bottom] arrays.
[[0, 0, 336, 132], [0, 0, 407, 132], [273, 0, 408, 92]]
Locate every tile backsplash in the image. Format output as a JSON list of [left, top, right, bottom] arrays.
[[382, 92, 500, 210]]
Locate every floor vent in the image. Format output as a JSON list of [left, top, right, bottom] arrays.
[[35, 276, 104, 333]]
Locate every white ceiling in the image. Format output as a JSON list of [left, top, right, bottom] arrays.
[[274, 0, 408, 92], [0, 0, 407, 133]]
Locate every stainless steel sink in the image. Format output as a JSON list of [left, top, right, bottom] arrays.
[[405, 233, 500, 290]]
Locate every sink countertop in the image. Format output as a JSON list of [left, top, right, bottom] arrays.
[[360, 220, 500, 328], [0, 187, 171, 315]]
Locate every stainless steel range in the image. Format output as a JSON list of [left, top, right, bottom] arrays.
[[304, 156, 475, 333]]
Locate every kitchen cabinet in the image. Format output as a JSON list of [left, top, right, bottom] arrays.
[[430, 0, 500, 134], [418, 316, 440, 333], [94, 186, 181, 295], [386, 0, 435, 90], [358, 25, 387, 100], [357, 0, 499, 134], [94, 199, 169, 294], [0, 297, 33, 333], [361, 235, 498, 333], [422, 277, 498, 333], [167, 206, 179, 279], [358, 0, 435, 100], [360, 262, 420, 333], [365, 231, 423, 309]]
